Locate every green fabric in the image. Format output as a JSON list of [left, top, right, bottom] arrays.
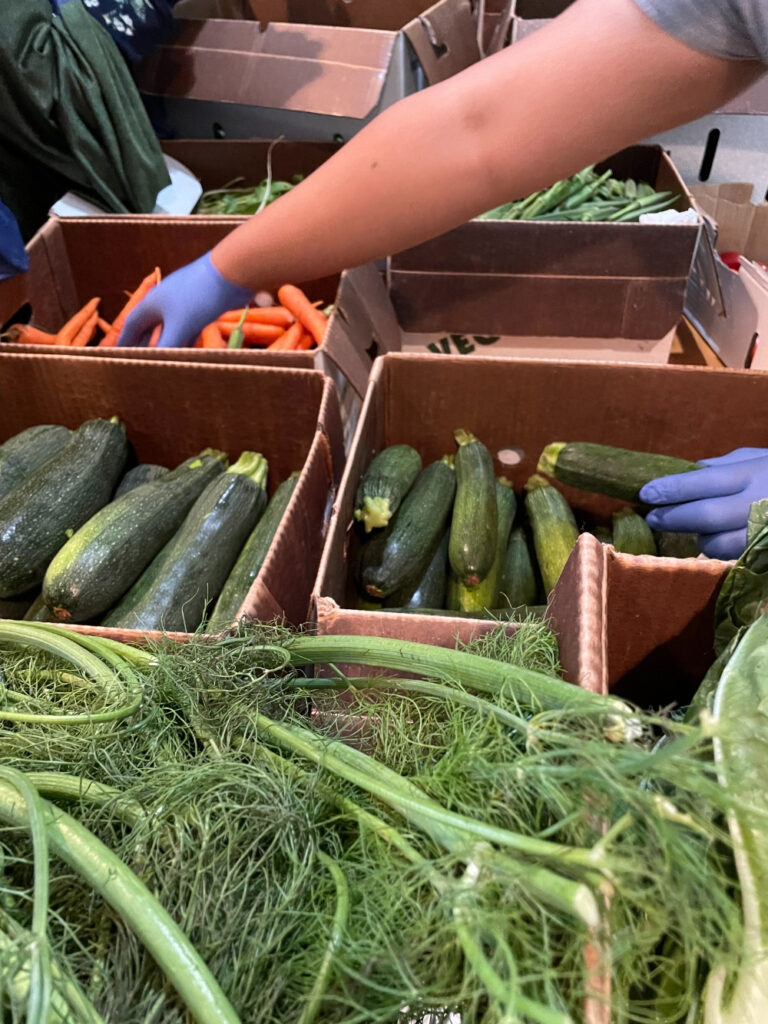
[[0, 0, 170, 239]]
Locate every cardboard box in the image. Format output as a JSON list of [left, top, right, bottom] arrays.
[[551, 532, 729, 703], [389, 146, 699, 352], [52, 140, 341, 219], [0, 352, 339, 641], [136, 0, 479, 142], [685, 183, 768, 368], [0, 217, 395, 452], [313, 353, 768, 687]]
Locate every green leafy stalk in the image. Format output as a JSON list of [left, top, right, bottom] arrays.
[[704, 612, 768, 1023], [0, 776, 242, 1024], [250, 710, 600, 926]]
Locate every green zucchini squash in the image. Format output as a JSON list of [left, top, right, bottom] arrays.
[[114, 463, 169, 499], [207, 471, 300, 631], [449, 429, 497, 586], [524, 474, 580, 596], [499, 526, 539, 609], [655, 531, 700, 559], [354, 445, 422, 532], [537, 441, 699, 503], [453, 478, 517, 612], [385, 530, 449, 610], [24, 593, 59, 622], [363, 458, 456, 600], [0, 424, 71, 500], [104, 452, 268, 633], [0, 418, 128, 597], [382, 605, 547, 621], [592, 525, 613, 545], [43, 450, 228, 623], [611, 507, 657, 556]]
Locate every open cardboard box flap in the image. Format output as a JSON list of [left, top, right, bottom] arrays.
[[553, 533, 731, 702], [137, 20, 395, 120], [685, 183, 768, 368], [149, 0, 478, 130]]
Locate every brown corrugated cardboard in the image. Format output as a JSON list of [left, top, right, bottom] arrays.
[[387, 146, 699, 351], [553, 532, 730, 704], [136, 0, 478, 142], [0, 352, 338, 640], [685, 183, 768, 368], [313, 353, 767, 688], [0, 217, 393, 449]]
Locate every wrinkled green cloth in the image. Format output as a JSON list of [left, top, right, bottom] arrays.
[[0, 0, 170, 239]]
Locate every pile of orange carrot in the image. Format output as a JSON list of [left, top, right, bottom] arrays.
[[3, 271, 329, 352], [194, 285, 329, 351]]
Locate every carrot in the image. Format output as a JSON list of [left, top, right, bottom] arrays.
[[4, 324, 59, 346], [277, 285, 328, 346], [97, 317, 112, 334], [55, 297, 100, 346], [200, 324, 227, 349], [70, 310, 100, 347], [267, 322, 303, 351], [100, 268, 161, 347], [219, 307, 294, 328], [295, 330, 315, 351], [148, 325, 163, 348], [217, 322, 283, 345]]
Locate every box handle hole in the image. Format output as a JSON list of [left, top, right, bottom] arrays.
[[698, 128, 720, 182], [497, 447, 524, 468]]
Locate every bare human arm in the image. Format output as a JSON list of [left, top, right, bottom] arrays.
[[211, 0, 764, 290]]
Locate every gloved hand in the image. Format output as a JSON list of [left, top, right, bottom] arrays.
[[640, 447, 768, 560], [117, 253, 252, 349]]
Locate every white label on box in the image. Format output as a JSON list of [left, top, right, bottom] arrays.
[[401, 331, 675, 364]]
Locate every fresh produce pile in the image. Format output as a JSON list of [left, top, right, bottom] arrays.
[[193, 174, 303, 215], [3, 276, 329, 351], [0, 419, 300, 632], [351, 436, 713, 620], [1, 518, 768, 1022], [476, 165, 679, 222]]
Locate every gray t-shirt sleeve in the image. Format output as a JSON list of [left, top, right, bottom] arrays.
[[633, 0, 767, 63]]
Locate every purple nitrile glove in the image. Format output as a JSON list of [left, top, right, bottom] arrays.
[[640, 447, 768, 560], [117, 253, 253, 349]]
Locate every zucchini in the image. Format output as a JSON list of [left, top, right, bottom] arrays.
[[114, 463, 169, 499], [499, 527, 538, 609], [363, 458, 456, 600], [453, 478, 517, 612], [0, 424, 71, 500], [24, 593, 58, 622], [385, 530, 449, 610], [612, 507, 657, 556], [103, 452, 269, 633], [537, 441, 699, 503], [655, 531, 700, 559], [43, 450, 228, 623], [0, 418, 128, 597], [449, 429, 498, 586], [354, 445, 422, 532], [524, 474, 580, 596], [382, 605, 547, 621], [207, 472, 300, 631]]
